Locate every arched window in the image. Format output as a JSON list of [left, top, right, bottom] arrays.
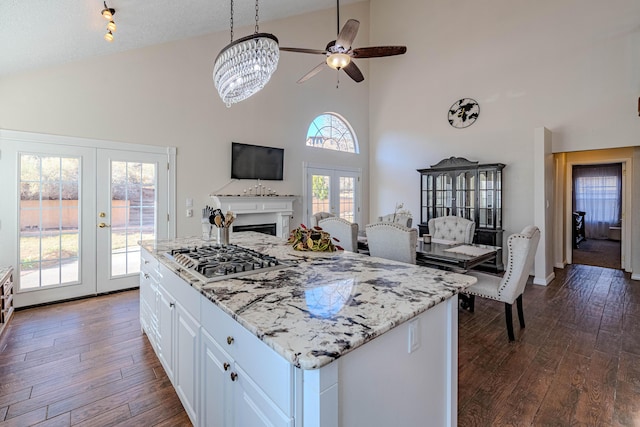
[[305, 113, 359, 154]]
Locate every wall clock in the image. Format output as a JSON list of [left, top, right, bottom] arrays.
[[448, 98, 480, 129]]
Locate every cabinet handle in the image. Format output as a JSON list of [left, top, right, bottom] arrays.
[[169, 302, 175, 308], [226, 336, 234, 345], [230, 372, 238, 381], [223, 362, 230, 371], [144, 273, 150, 279], [144, 260, 149, 264]]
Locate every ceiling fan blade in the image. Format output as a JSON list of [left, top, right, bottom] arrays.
[[297, 62, 328, 84], [336, 19, 360, 50], [351, 46, 407, 58], [342, 61, 364, 83], [280, 47, 327, 55]]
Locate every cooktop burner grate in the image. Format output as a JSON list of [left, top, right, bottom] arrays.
[[164, 244, 288, 283]]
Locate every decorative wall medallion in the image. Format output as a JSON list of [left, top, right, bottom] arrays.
[[448, 98, 480, 128]]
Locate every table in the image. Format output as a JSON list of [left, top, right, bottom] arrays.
[[416, 240, 499, 272]]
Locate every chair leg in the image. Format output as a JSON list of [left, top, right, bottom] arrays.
[[516, 294, 525, 329], [459, 294, 475, 312], [505, 303, 515, 341]]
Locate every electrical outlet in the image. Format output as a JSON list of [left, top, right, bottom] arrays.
[[186, 209, 193, 218], [408, 318, 420, 353]]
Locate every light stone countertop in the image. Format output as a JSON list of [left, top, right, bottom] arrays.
[[141, 232, 477, 369]]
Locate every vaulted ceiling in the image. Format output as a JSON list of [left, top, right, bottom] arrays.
[[0, 0, 361, 77]]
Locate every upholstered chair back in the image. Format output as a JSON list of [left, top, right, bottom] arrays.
[[310, 211, 335, 227], [496, 225, 541, 304], [318, 217, 359, 252], [377, 213, 413, 228], [365, 222, 417, 264], [428, 216, 475, 243]]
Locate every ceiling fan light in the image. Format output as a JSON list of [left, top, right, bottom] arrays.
[[107, 21, 117, 32], [326, 53, 351, 70], [104, 30, 114, 42]]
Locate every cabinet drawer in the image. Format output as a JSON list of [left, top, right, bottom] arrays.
[[201, 299, 294, 416], [159, 266, 200, 321]]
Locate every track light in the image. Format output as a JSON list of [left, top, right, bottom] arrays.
[[107, 21, 117, 32], [101, 2, 115, 20], [104, 30, 114, 42]]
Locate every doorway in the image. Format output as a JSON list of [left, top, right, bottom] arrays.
[[571, 163, 622, 269], [303, 164, 361, 226], [0, 130, 175, 307], [560, 148, 632, 272]]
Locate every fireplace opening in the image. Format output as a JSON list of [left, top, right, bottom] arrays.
[[233, 223, 277, 236]]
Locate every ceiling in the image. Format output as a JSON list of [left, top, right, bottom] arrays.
[[0, 0, 360, 78]]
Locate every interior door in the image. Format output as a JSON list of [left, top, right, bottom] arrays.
[[96, 150, 168, 293], [305, 166, 361, 226]]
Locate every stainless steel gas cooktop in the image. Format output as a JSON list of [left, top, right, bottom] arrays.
[[164, 244, 289, 283]]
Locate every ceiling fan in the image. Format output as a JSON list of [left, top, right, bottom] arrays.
[[280, 0, 407, 84]]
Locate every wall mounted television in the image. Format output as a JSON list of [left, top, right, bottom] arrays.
[[231, 142, 284, 181]]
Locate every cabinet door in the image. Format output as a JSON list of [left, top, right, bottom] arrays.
[[157, 285, 175, 381], [201, 329, 233, 427], [175, 302, 199, 424], [233, 363, 293, 427]]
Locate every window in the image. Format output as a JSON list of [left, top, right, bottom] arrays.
[[306, 113, 359, 153], [573, 163, 622, 239]]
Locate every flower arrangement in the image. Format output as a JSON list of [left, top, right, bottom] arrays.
[[288, 224, 342, 252], [392, 202, 412, 222]]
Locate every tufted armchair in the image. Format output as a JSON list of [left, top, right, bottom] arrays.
[[428, 216, 475, 244], [464, 225, 541, 341], [310, 211, 335, 227], [377, 213, 413, 228], [365, 222, 417, 264], [318, 217, 359, 252]]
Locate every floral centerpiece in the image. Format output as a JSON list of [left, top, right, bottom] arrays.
[[392, 202, 412, 222], [288, 224, 342, 252]]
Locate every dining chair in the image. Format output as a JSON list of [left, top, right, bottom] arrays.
[[377, 213, 413, 228], [310, 212, 335, 227], [428, 216, 475, 243], [365, 222, 417, 264], [463, 225, 541, 341], [318, 217, 359, 252]]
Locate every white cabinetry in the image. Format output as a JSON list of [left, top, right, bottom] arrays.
[[200, 299, 294, 427], [140, 249, 200, 426]]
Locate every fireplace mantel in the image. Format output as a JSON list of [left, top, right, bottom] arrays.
[[210, 195, 298, 238]]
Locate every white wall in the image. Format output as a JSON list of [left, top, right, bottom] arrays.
[[368, 0, 640, 244], [0, 2, 371, 237]]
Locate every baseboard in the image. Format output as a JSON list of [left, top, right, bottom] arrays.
[[632, 273, 640, 281], [554, 262, 566, 269], [533, 271, 555, 286]]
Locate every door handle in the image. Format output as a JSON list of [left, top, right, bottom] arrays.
[[98, 223, 111, 228]]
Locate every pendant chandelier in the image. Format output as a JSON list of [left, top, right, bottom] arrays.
[[213, 0, 279, 107]]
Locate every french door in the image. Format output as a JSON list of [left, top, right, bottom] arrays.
[[0, 130, 174, 307], [305, 165, 361, 226]]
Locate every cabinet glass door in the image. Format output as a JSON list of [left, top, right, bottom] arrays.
[[479, 170, 495, 228], [421, 175, 433, 221], [434, 173, 453, 217], [455, 171, 476, 220]]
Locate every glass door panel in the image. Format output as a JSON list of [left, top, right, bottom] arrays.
[[97, 150, 168, 293], [306, 166, 361, 226], [19, 154, 81, 290]]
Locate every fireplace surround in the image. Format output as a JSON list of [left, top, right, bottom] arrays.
[[210, 195, 297, 238]]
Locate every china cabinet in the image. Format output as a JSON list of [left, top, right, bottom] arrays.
[[418, 157, 505, 271]]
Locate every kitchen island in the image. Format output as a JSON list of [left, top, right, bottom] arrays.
[[139, 232, 476, 427]]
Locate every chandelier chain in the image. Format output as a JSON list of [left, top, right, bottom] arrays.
[[254, 0, 259, 33], [230, 0, 234, 42]]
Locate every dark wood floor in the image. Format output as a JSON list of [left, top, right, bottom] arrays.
[[1, 264, 639, 426], [0, 290, 191, 427], [459, 263, 640, 426]]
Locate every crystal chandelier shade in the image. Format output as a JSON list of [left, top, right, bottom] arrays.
[[213, 0, 279, 107], [213, 33, 279, 107]]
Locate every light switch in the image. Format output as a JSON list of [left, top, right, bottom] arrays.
[[408, 318, 420, 353], [186, 198, 193, 208]]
